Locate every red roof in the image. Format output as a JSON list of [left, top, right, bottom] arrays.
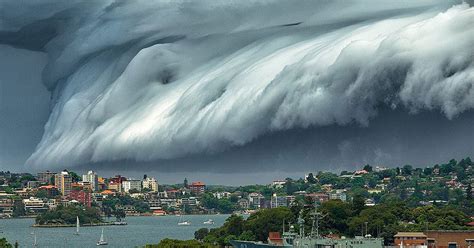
[[39, 185, 57, 189], [467, 221, 474, 226], [191, 181, 205, 186]]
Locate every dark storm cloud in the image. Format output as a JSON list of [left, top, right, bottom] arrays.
[[0, 0, 473, 175], [0, 45, 49, 170]]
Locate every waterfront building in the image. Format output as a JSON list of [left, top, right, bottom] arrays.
[[82, 170, 99, 192], [424, 230, 474, 248], [0, 198, 14, 217], [147, 199, 161, 210], [37, 171, 55, 184], [189, 181, 206, 195], [142, 177, 158, 192], [69, 190, 92, 207], [54, 171, 72, 196], [122, 179, 142, 193], [159, 198, 178, 208], [395, 231, 474, 248], [180, 197, 198, 206], [152, 209, 166, 216], [23, 197, 48, 214], [394, 232, 427, 246]]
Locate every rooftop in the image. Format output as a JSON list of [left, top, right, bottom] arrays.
[[394, 232, 427, 238]]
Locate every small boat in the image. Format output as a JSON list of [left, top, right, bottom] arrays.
[[96, 228, 108, 246], [74, 216, 80, 235], [203, 219, 214, 225], [177, 205, 191, 226], [178, 220, 191, 226]]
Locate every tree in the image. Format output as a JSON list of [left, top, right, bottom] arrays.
[[423, 167, 433, 176], [68, 171, 81, 182], [0, 238, 13, 248], [351, 194, 366, 215], [467, 183, 473, 201], [114, 208, 126, 222], [194, 228, 209, 240], [244, 207, 294, 241], [320, 200, 351, 234], [402, 165, 413, 176], [306, 173, 317, 184], [12, 200, 25, 217], [363, 164, 373, 172]]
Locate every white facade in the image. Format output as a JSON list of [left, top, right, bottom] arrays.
[[82, 170, 99, 191], [23, 197, 47, 213], [142, 177, 158, 192], [122, 179, 142, 193]]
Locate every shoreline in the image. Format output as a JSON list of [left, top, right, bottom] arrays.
[[32, 222, 114, 228]]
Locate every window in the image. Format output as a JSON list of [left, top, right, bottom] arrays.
[[448, 243, 457, 248]]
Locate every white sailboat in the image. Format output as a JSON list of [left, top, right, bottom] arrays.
[[177, 205, 191, 226], [33, 231, 37, 247], [96, 228, 108, 246], [74, 216, 80, 235]]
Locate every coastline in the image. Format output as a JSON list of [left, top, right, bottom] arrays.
[[32, 222, 114, 228]]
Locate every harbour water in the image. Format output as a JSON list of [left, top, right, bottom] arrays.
[[0, 215, 231, 247]]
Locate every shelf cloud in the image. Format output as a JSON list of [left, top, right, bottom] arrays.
[[1, 0, 473, 173]]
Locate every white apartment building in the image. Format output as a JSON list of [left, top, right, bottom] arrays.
[[23, 197, 48, 213], [142, 177, 158, 192], [82, 170, 99, 191], [122, 179, 142, 193]]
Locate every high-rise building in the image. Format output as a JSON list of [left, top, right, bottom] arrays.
[[37, 171, 55, 184], [122, 179, 142, 193], [142, 177, 159, 192], [189, 181, 205, 195], [82, 170, 99, 192], [55, 171, 72, 196], [69, 190, 92, 207]]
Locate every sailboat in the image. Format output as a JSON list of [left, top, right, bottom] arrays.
[[96, 228, 108, 246], [74, 216, 80, 235], [33, 231, 38, 247], [177, 205, 191, 226]]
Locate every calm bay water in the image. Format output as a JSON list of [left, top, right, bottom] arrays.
[[0, 215, 231, 247]]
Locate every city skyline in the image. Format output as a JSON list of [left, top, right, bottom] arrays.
[[1, 0, 474, 183]]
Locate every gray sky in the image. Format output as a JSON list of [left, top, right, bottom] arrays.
[[0, 0, 473, 184], [0, 45, 49, 171]]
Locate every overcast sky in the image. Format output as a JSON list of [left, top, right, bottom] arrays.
[[0, 0, 473, 184]]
